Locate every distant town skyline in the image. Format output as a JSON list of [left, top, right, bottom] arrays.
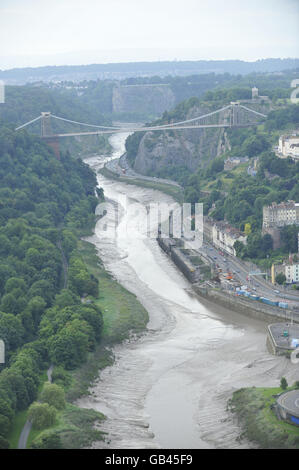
[[0, 0, 298, 69]]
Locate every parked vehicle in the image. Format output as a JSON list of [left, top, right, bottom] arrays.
[[278, 302, 288, 309]]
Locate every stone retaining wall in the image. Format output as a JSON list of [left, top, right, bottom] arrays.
[[192, 285, 298, 325]]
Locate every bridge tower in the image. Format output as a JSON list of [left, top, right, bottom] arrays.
[[229, 102, 241, 127], [41, 112, 52, 137], [40, 112, 60, 160]]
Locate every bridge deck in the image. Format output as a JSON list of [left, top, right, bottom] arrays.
[[50, 123, 252, 138]]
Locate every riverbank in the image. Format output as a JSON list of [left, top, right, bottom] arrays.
[[98, 145, 299, 449], [103, 149, 299, 326], [193, 285, 299, 325], [10, 208, 149, 449], [99, 165, 183, 203], [79, 240, 149, 344], [154, 236, 298, 325], [16, 239, 149, 449], [229, 386, 299, 449], [25, 392, 106, 449]]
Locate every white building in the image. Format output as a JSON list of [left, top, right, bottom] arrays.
[[212, 222, 247, 256], [285, 263, 299, 283], [278, 134, 299, 161], [263, 201, 299, 229], [252, 87, 259, 99]]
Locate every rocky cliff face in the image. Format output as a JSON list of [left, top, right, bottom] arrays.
[[133, 105, 231, 175], [112, 84, 175, 115]]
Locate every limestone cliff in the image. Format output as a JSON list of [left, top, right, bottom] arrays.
[[133, 105, 231, 176]]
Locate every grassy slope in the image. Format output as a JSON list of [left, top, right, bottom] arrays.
[[27, 403, 105, 449], [79, 240, 149, 343], [229, 386, 299, 449]]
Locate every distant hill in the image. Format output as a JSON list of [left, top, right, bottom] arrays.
[[1, 58, 299, 85]]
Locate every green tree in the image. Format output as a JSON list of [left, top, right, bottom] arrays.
[[0, 369, 30, 410], [40, 383, 66, 410], [234, 240, 246, 258], [28, 402, 56, 430], [281, 225, 299, 253], [49, 320, 90, 369], [26, 296, 46, 326], [276, 273, 286, 285], [0, 293, 26, 315], [0, 312, 24, 352], [241, 134, 270, 157], [0, 436, 10, 449], [54, 289, 80, 309], [261, 233, 273, 253], [244, 223, 251, 236], [30, 431, 62, 449], [4, 277, 27, 294], [61, 230, 77, 257], [51, 366, 71, 388], [0, 414, 10, 436], [280, 377, 288, 390]]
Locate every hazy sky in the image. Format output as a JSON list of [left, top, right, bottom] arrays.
[[0, 0, 298, 69]]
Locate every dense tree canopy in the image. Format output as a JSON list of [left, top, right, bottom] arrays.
[[0, 126, 103, 442]]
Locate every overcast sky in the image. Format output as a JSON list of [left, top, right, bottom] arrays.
[[0, 0, 298, 69]]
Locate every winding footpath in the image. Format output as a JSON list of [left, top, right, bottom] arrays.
[[18, 243, 67, 449], [18, 365, 53, 449]]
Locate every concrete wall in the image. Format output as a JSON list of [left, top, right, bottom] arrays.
[[157, 234, 298, 326], [170, 247, 200, 283], [262, 226, 281, 250], [157, 237, 207, 283], [266, 334, 277, 355], [192, 285, 298, 325], [266, 326, 288, 355]]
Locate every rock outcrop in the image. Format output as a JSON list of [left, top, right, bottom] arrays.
[[133, 105, 231, 175]]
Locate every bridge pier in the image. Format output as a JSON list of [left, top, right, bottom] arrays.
[[43, 136, 60, 160], [40, 112, 60, 159]]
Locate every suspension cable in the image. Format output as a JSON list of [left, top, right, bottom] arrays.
[[15, 115, 42, 130], [15, 103, 266, 134], [148, 105, 232, 129], [238, 105, 267, 118], [51, 114, 122, 130]]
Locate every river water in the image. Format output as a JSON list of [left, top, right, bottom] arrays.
[[77, 131, 297, 449]]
